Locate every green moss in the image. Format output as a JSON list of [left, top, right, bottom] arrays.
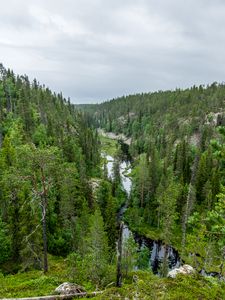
[[1, 260, 225, 299], [83, 271, 225, 300], [0, 256, 68, 298]]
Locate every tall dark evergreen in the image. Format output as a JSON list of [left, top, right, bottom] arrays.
[[0, 65, 100, 272]]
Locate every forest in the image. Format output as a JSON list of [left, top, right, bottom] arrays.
[[1, 65, 225, 299], [81, 84, 225, 277]]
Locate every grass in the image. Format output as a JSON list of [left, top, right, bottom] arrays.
[[99, 135, 118, 157], [0, 256, 69, 298]]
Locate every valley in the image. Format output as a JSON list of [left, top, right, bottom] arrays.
[[0, 66, 225, 299]]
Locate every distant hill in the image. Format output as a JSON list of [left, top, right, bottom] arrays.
[[79, 82, 225, 155]]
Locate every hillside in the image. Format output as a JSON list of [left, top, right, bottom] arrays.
[[0, 64, 101, 274], [81, 83, 225, 277], [79, 83, 225, 155]]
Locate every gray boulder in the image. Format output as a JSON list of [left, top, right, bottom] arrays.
[[55, 282, 86, 295], [168, 264, 195, 278]]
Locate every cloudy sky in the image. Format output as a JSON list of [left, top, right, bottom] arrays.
[[1, 0, 225, 103]]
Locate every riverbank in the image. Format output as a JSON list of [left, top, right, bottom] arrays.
[[123, 211, 182, 251], [99, 135, 118, 157]]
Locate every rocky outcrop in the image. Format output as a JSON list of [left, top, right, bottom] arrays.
[[55, 282, 86, 295], [168, 264, 195, 278], [205, 111, 225, 126]]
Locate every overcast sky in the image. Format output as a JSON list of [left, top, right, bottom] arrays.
[[1, 0, 225, 103]]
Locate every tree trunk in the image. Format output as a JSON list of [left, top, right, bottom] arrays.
[[42, 196, 48, 273], [116, 222, 123, 287]]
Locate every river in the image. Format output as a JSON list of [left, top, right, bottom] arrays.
[[104, 154, 181, 274]]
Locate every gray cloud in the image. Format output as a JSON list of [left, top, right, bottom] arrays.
[[1, 0, 225, 103]]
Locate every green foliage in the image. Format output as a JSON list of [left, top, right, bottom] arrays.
[[0, 65, 100, 272], [32, 124, 48, 146], [82, 81, 225, 279], [67, 252, 90, 285], [186, 213, 209, 270], [186, 189, 225, 273], [2, 64, 225, 296], [137, 246, 150, 270], [0, 218, 11, 265]]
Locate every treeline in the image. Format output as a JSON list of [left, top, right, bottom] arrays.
[[81, 83, 225, 274]]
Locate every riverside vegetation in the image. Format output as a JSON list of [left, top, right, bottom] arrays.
[[0, 65, 225, 299]]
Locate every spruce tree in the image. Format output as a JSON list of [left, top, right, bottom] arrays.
[[86, 208, 109, 285]]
